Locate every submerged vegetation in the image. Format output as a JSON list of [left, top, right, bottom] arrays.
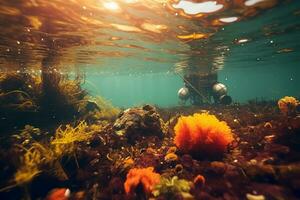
[[51, 121, 94, 156], [8, 121, 96, 191]]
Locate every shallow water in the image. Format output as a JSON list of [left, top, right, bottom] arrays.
[[0, 0, 299, 107], [1, 1, 300, 200]]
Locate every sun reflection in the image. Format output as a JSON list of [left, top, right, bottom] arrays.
[[245, 0, 266, 6], [103, 1, 120, 11], [177, 33, 211, 41], [124, 0, 138, 3], [172, 0, 224, 15], [141, 23, 168, 33], [236, 38, 250, 44], [0, 0, 282, 67], [219, 17, 238, 23]]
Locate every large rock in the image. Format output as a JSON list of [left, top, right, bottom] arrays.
[[113, 105, 167, 142]]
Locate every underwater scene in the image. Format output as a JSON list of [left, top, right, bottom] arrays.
[[0, 0, 300, 199]]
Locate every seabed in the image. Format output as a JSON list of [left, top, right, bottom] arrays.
[[0, 72, 300, 200]]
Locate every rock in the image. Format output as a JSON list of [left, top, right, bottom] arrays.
[[209, 161, 227, 175], [265, 143, 290, 155], [244, 164, 276, 181], [290, 115, 300, 130], [113, 105, 166, 142], [278, 164, 300, 180]]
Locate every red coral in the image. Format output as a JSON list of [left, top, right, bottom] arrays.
[[174, 113, 234, 157], [124, 167, 161, 195]]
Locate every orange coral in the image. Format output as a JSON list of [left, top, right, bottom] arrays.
[[278, 96, 299, 115], [174, 113, 234, 157], [124, 167, 161, 195]]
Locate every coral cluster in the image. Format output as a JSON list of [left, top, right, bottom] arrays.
[[174, 113, 234, 157], [124, 167, 161, 196], [278, 96, 299, 115]]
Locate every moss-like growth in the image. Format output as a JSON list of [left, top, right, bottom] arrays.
[[152, 176, 194, 199]]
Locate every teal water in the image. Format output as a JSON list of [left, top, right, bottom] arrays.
[[0, 0, 299, 108], [84, 1, 300, 108]]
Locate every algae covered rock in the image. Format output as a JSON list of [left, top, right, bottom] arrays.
[[113, 105, 167, 142]]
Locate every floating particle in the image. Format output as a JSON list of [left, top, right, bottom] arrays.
[[177, 32, 211, 40], [236, 38, 249, 44], [277, 48, 294, 53], [110, 36, 121, 41], [219, 16, 238, 23]]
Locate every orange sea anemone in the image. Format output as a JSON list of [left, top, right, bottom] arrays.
[[278, 96, 299, 115], [124, 167, 161, 195], [174, 113, 234, 157]]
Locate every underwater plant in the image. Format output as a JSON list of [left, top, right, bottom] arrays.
[[278, 96, 299, 115], [124, 167, 161, 196], [174, 113, 234, 158], [0, 72, 40, 113], [14, 142, 55, 186], [51, 121, 94, 157], [11, 125, 41, 147], [5, 121, 94, 191], [88, 96, 120, 120], [152, 176, 194, 199], [40, 70, 87, 120]]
